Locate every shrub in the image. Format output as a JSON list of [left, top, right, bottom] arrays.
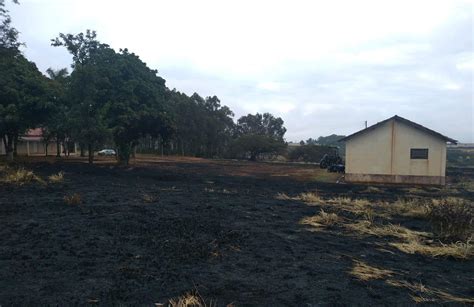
[[64, 193, 82, 205], [2, 167, 45, 185], [426, 198, 473, 242], [287, 144, 335, 162]]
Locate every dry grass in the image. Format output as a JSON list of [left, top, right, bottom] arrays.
[[298, 192, 322, 203], [386, 279, 474, 304], [390, 240, 473, 260], [301, 209, 341, 228], [347, 221, 428, 240], [390, 198, 428, 218], [350, 260, 394, 281], [330, 197, 352, 206], [275, 191, 322, 204], [64, 193, 82, 205], [169, 290, 215, 307], [2, 167, 45, 186], [347, 221, 473, 259], [142, 193, 157, 203], [48, 171, 64, 183], [362, 186, 384, 193], [426, 197, 473, 242], [275, 192, 292, 200]]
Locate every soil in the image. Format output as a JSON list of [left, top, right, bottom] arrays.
[[0, 156, 473, 305]]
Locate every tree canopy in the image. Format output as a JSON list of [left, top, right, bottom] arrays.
[[1, 9, 289, 164]]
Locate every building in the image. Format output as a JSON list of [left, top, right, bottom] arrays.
[[0, 128, 75, 156], [339, 115, 457, 185]]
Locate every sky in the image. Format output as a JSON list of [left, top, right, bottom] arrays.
[[7, 0, 474, 142]]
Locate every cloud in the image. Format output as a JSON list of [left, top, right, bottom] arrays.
[[8, 0, 474, 142]]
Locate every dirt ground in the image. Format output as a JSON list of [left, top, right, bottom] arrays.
[[0, 155, 473, 305]]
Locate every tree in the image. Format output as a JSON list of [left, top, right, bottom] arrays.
[[52, 30, 112, 164], [0, 1, 50, 160], [0, 50, 50, 160], [54, 31, 175, 164], [102, 48, 172, 164], [232, 112, 287, 161], [236, 112, 286, 141], [44, 67, 70, 157]]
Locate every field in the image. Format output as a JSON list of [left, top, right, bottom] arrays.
[[0, 155, 473, 305]]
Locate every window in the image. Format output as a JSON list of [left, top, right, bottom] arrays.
[[410, 148, 428, 159]]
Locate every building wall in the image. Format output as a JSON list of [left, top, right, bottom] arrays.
[[345, 121, 393, 175], [345, 119, 447, 185], [1, 140, 59, 156], [391, 121, 446, 177]]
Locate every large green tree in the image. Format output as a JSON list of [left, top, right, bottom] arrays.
[[232, 112, 287, 160], [53, 31, 174, 164], [43, 67, 70, 157], [102, 48, 172, 164], [52, 31, 112, 163], [0, 0, 50, 160]]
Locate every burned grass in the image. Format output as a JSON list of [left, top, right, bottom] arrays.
[[0, 156, 472, 305]]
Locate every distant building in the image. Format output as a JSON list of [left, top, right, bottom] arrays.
[[0, 128, 75, 156], [340, 115, 457, 185]]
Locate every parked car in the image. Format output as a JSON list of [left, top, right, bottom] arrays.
[[98, 149, 116, 156]]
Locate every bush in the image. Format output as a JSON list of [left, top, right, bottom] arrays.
[[287, 144, 336, 163], [426, 198, 473, 242]]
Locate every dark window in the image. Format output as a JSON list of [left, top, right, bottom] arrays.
[[410, 148, 428, 159]]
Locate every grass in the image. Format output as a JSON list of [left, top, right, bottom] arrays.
[[64, 193, 82, 205], [350, 260, 394, 281], [390, 240, 473, 260], [142, 193, 157, 203], [48, 171, 64, 183], [301, 209, 341, 228], [386, 279, 474, 304], [1, 167, 45, 186], [389, 198, 428, 218], [426, 197, 473, 242], [298, 192, 322, 203], [362, 186, 384, 194], [169, 290, 215, 307]]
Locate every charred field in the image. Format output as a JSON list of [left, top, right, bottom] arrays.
[[0, 156, 473, 305]]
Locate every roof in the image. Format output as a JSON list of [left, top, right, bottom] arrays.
[[24, 128, 43, 137], [339, 115, 457, 144]]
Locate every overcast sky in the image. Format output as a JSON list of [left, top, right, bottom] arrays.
[[8, 0, 474, 142]]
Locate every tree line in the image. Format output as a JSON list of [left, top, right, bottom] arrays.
[[0, 1, 287, 164]]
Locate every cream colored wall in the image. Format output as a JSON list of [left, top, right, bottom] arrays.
[[346, 121, 392, 174], [345, 119, 447, 177], [392, 121, 446, 176]]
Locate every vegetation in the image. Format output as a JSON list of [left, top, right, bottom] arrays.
[[1, 3, 288, 163], [288, 144, 335, 162], [63, 193, 81, 205]]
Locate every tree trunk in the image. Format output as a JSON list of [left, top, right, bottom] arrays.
[[45, 141, 48, 156], [80, 144, 85, 157], [2, 136, 7, 156], [88, 144, 94, 164], [13, 137, 17, 157], [56, 139, 61, 157], [5, 135, 14, 161]]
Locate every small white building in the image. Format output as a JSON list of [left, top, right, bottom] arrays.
[[340, 115, 457, 185]]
